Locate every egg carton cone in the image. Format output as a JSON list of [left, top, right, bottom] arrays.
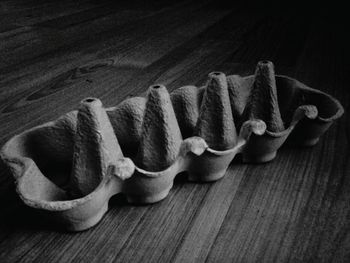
[[1, 61, 343, 231]]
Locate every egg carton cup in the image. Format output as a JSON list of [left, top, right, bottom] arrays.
[[1, 61, 343, 231]]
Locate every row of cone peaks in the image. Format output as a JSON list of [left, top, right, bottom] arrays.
[[70, 61, 284, 198]]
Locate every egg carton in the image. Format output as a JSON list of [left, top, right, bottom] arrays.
[[1, 61, 343, 231]]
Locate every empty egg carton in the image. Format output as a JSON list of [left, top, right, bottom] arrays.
[[1, 61, 343, 231]]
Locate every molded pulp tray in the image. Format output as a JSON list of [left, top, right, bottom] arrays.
[[1, 62, 344, 231]]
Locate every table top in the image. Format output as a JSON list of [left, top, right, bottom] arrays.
[[0, 1, 349, 262]]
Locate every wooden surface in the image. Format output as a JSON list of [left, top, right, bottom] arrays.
[[0, 1, 349, 262]]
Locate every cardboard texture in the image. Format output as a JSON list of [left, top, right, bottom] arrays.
[[1, 61, 344, 231]]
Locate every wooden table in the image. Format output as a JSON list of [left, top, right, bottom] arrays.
[[0, 1, 349, 262]]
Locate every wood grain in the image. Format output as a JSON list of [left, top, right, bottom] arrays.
[[0, 1, 349, 262]]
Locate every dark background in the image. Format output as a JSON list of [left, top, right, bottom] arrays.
[[0, 0, 349, 262]]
